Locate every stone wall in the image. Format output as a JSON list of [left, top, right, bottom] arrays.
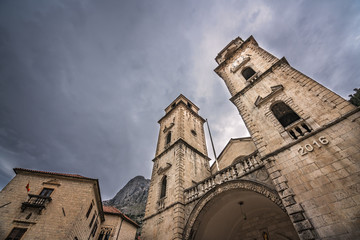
[[267, 111, 360, 239], [100, 213, 137, 240], [215, 137, 256, 172], [0, 171, 102, 240], [143, 142, 210, 240]]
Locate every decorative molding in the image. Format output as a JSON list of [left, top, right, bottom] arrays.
[[230, 56, 250, 73], [255, 85, 284, 107], [157, 163, 172, 175], [143, 201, 185, 222], [215, 35, 258, 70], [0, 202, 11, 208], [42, 179, 61, 186], [152, 138, 211, 162], [13, 219, 37, 225], [163, 123, 174, 133]]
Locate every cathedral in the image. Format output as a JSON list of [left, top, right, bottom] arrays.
[[141, 36, 360, 240]]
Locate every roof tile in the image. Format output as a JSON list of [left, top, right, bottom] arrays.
[[102, 205, 139, 228]]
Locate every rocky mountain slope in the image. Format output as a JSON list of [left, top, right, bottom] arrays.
[[103, 176, 150, 224]]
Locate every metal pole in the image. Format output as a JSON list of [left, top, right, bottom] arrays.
[[206, 119, 220, 172]]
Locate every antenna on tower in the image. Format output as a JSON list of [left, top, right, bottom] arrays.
[[206, 119, 220, 172]]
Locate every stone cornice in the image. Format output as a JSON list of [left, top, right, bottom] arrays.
[[143, 201, 185, 222], [152, 138, 210, 162], [164, 94, 200, 113], [157, 163, 172, 175], [230, 57, 290, 103], [214, 35, 258, 72], [254, 85, 284, 107], [158, 100, 206, 124]]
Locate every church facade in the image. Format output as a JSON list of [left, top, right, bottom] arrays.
[[141, 36, 360, 240]]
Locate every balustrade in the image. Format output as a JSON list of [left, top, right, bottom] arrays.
[[21, 194, 52, 214], [184, 151, 263, 203], [285, 119, 312, 140], [157, 197, 166, 211]]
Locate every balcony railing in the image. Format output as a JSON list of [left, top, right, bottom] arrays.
[[184, 151, 263, 203], [157, 197, 166, 211], [21, 194, 52, 214], [285, 119, 312, 140]]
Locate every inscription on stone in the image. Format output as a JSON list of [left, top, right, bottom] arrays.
[[297, 136, 329, 156]]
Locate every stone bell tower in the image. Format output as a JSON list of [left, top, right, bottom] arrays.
[[141, 94, 211, 240], [214, 36, 360, 239]]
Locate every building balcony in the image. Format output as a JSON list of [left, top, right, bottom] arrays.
[[285, 119, 312, 140], [157, 197, 166, 211], [21, 194, 52, 214], [184, 151, 263, 203]]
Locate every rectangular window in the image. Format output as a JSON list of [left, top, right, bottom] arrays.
[[39, 188, 54, 197], [86, 202, 93, 218], [89, 212, 96, 228], [91, 221, 98, 237], [5, 228, 27, 240]]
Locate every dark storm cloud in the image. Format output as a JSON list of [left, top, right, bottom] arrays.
[[0, 0, 359, 199]]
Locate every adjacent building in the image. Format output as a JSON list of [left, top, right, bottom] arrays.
[[0, 168, 138, 240]]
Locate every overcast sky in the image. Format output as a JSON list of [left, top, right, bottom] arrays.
[[0, 0, 359, 200]]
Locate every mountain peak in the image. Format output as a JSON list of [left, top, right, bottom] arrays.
[[103, 175, 150, 224]]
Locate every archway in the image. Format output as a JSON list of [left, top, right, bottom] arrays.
[[184, 180, 299, 240]]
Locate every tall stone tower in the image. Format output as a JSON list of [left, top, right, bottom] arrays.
[[214, 36, 360, 239], [141, 95, 211, 240]]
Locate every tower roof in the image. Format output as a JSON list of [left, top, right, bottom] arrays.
[[164, 94, 200, 114], [158, 94, 205, 123]]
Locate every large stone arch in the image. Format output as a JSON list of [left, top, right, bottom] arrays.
[[183, 179, 291, 240]]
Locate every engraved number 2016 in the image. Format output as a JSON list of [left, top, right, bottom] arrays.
[[298, 136, 329, 156]]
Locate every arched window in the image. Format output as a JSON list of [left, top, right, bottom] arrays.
[[271, 102, 300, 127], [166, 132, 171, 145], [242, 67, 256, 80], [160, 176, 167, 199]]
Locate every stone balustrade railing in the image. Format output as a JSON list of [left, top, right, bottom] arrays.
[[184, 151, 263, 203], [285, 119, 312, 140], [157, 197, 166, 211]]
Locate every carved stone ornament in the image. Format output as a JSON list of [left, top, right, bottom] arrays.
[[255, 85, 284, 107], [42, 179, 61, 186], [183, 180, 284, 240], [230, 56, 250, 73], [157, 163, 172, 175], [163, 123, 175, 133]]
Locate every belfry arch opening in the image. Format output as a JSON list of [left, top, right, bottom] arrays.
[[271, 102, 300, 127], [186, 187, 299, 240], [242, 67, 256, 80]]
